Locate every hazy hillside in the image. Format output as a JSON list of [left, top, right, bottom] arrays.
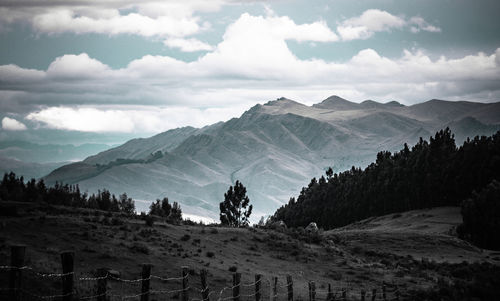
[[0, 156, 66, 180], [44, 96, 500, 220], [0, 141, 110, 163], [0, 141, 111, 179]]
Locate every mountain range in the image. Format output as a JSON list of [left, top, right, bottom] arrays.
[[43, 96, 500, 220]]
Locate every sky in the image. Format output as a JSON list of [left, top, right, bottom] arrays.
[[0, 0, 499, 145]]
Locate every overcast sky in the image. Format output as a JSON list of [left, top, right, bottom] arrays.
[[0, 0, 499, 145]]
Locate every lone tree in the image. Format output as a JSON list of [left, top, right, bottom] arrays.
[[220, 180, 253, 227]]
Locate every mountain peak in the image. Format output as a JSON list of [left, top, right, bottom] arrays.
[[313, 95, 359, 110], [385, 101, 405, 107], [264, 97, 303, 107]]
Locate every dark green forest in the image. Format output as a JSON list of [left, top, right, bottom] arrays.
[[458, 180, 500, 250], [272, 129, 500, 232], [0, 172, 184, 224], [0, 172, 135, 214]]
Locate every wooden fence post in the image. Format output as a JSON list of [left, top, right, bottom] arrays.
[[60, 251, 74, 301], [395, 288, 400, 301], [308, 281, 316, 301], [361, 290, 366, 301], [327, 283, 333, 301], [200, 269, 209, 301], [371, 289, 377, 301], [382, 284, 386, 301], [9, 245, 26, 301], [272, 276, 277, 301], [341, 289, 346, 301], [141, 264, 152, 301], [232, 272, 241, 301], [96, 268, 107, 301], [255, 274, 262, 301], [182, 267, 189, 301], [286, 275, 293, 301], [308, 282, 311, 301]]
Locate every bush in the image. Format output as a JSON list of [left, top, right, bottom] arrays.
[[459, 180, 500, 250], [228, 266, 237, 272], [130, 242, 150, 254], [111, 217, 123, 226], [206, 251, 215, 258], [144, 214, 155, 227], [180, 234, 191, 241]]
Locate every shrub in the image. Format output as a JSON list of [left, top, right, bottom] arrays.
[[228, 266, 237, 272], [111, 217, 123, 226], [459, 180, 500, 250], [144, 214, 155, 227], [206, 251, 215, 258], [180, 234, 191, 241], [130, 242, 150, 254]]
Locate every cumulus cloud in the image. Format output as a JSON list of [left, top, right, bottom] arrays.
[[337, 9, 441, 41], [32, 9, 202, 37], [2, 117, 27, 131], [0, 0, 226, 38], [47, 53, 112, 79], [0, 12, 498, 133]]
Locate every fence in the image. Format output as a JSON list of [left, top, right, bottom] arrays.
[[1, 245, 401, 301]]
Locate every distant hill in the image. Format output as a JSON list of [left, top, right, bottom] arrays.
[[44, 96, 500, 220], [0, 141, 111, 179], [0, 156, 66, 180]]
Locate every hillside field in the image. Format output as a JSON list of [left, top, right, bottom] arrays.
[[1, 204, 500, 300]]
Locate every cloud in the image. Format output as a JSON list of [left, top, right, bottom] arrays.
[[163, 38, 214, 52], [409, 16, 441, 33], [198, 13, 338, 79], [337, 9, 441, 41], [0, 12, 499, 133], [2, 117, 27, 131], [26, 105, 247, 133], [32, 9, 202, 38], [47, 53, 112, 79], [0, 1, 227, 38]]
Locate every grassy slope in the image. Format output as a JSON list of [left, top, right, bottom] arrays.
[[0, 205, 499, 300]]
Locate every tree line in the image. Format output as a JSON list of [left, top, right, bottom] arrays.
[[272, 129, 500, 234], [0, 172, 136, 214], [148, 197, 183, 224]]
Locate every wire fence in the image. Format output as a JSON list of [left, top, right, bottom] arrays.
[[0, 246, 402, 301]]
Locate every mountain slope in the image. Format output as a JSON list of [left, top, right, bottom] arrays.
[[44, 96, 500, 220], [0, 156, 66, 180], [0, 141, 110, 163], [83, 127, 198, 165]]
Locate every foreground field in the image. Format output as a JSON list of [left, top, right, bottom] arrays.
[[0, 205, 499, 300]]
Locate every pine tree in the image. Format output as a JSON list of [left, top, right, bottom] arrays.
[[220, 180, 253, 227], [169, 201, 182, 223]]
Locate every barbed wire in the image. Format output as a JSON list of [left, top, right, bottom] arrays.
[[108, 274, 148, 283], [78, 275, 108, 281], [1, 264, 403, 301], [151, 273, 189, 282], [0, 265, 75, 279], [0, 265, 31, 270], [79, 292, 106, 300]]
